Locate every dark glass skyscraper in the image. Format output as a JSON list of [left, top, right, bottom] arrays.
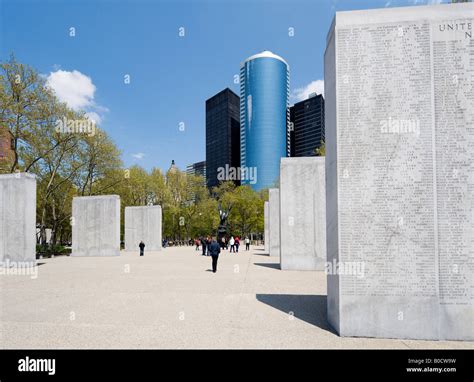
[[289, 94, 325, 157], [186, 161, 206, 178], [240, 51, 290, 191], [205, 88, 240, 189]]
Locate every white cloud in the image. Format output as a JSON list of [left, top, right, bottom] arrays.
[[47, 70, 96, 110], [291, 79, 324, 103], [132, 153, 145, 160], [85, 111, 102, 125], [46, 69, 108, 125]]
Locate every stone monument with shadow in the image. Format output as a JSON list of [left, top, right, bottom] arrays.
[[325, 3, 474, 340]]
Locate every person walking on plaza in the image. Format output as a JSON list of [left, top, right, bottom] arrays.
[[235, 236, 240, 253], [204, 236, 211, 256], [221, 236, 226, 250], [139, 241, 145, 256], [201, 236, 207, 256], [229, 236, 235, 253], [195, 238, 200, 251], [245, 236, 250, 251], [208, 236, 221, 273]]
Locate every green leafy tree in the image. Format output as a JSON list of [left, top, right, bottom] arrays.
[[315, 140, 326, 156], [75, 130, 123, 196], [1, 56, 123, 245], [0, 54, 63, 173], [227, 186, 263, 237]]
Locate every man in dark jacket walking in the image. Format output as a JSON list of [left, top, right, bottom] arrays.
[[139, 241, 145, 256], [200, 236, 207, 256], [208, 237, 221, 273]]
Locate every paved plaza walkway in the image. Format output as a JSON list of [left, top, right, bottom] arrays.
[[0, 246, 472, 349]]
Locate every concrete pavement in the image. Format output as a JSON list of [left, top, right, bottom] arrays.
[[0, 246, 472, 349]]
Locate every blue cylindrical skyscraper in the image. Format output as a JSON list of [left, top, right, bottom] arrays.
[[240, 51, 290, 191]]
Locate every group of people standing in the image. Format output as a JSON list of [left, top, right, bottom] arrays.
[[195, 236, 250, 255], [226, 236, 251, 251], [221, 236, 241, 252], [194, 235, 251, 273]]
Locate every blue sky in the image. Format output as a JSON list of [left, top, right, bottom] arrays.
[[1, 0, 446, 173]]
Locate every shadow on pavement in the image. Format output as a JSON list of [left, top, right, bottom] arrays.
[[254, 263, 280, 270], [256, 294, 335, 334]]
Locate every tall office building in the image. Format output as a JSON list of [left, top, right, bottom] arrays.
[[186, 161, 206, 203], [289, 93, 325, 157], [240, 51, 290, 191], [186, 161, 206, 178], [205, 88, 240, 189]]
